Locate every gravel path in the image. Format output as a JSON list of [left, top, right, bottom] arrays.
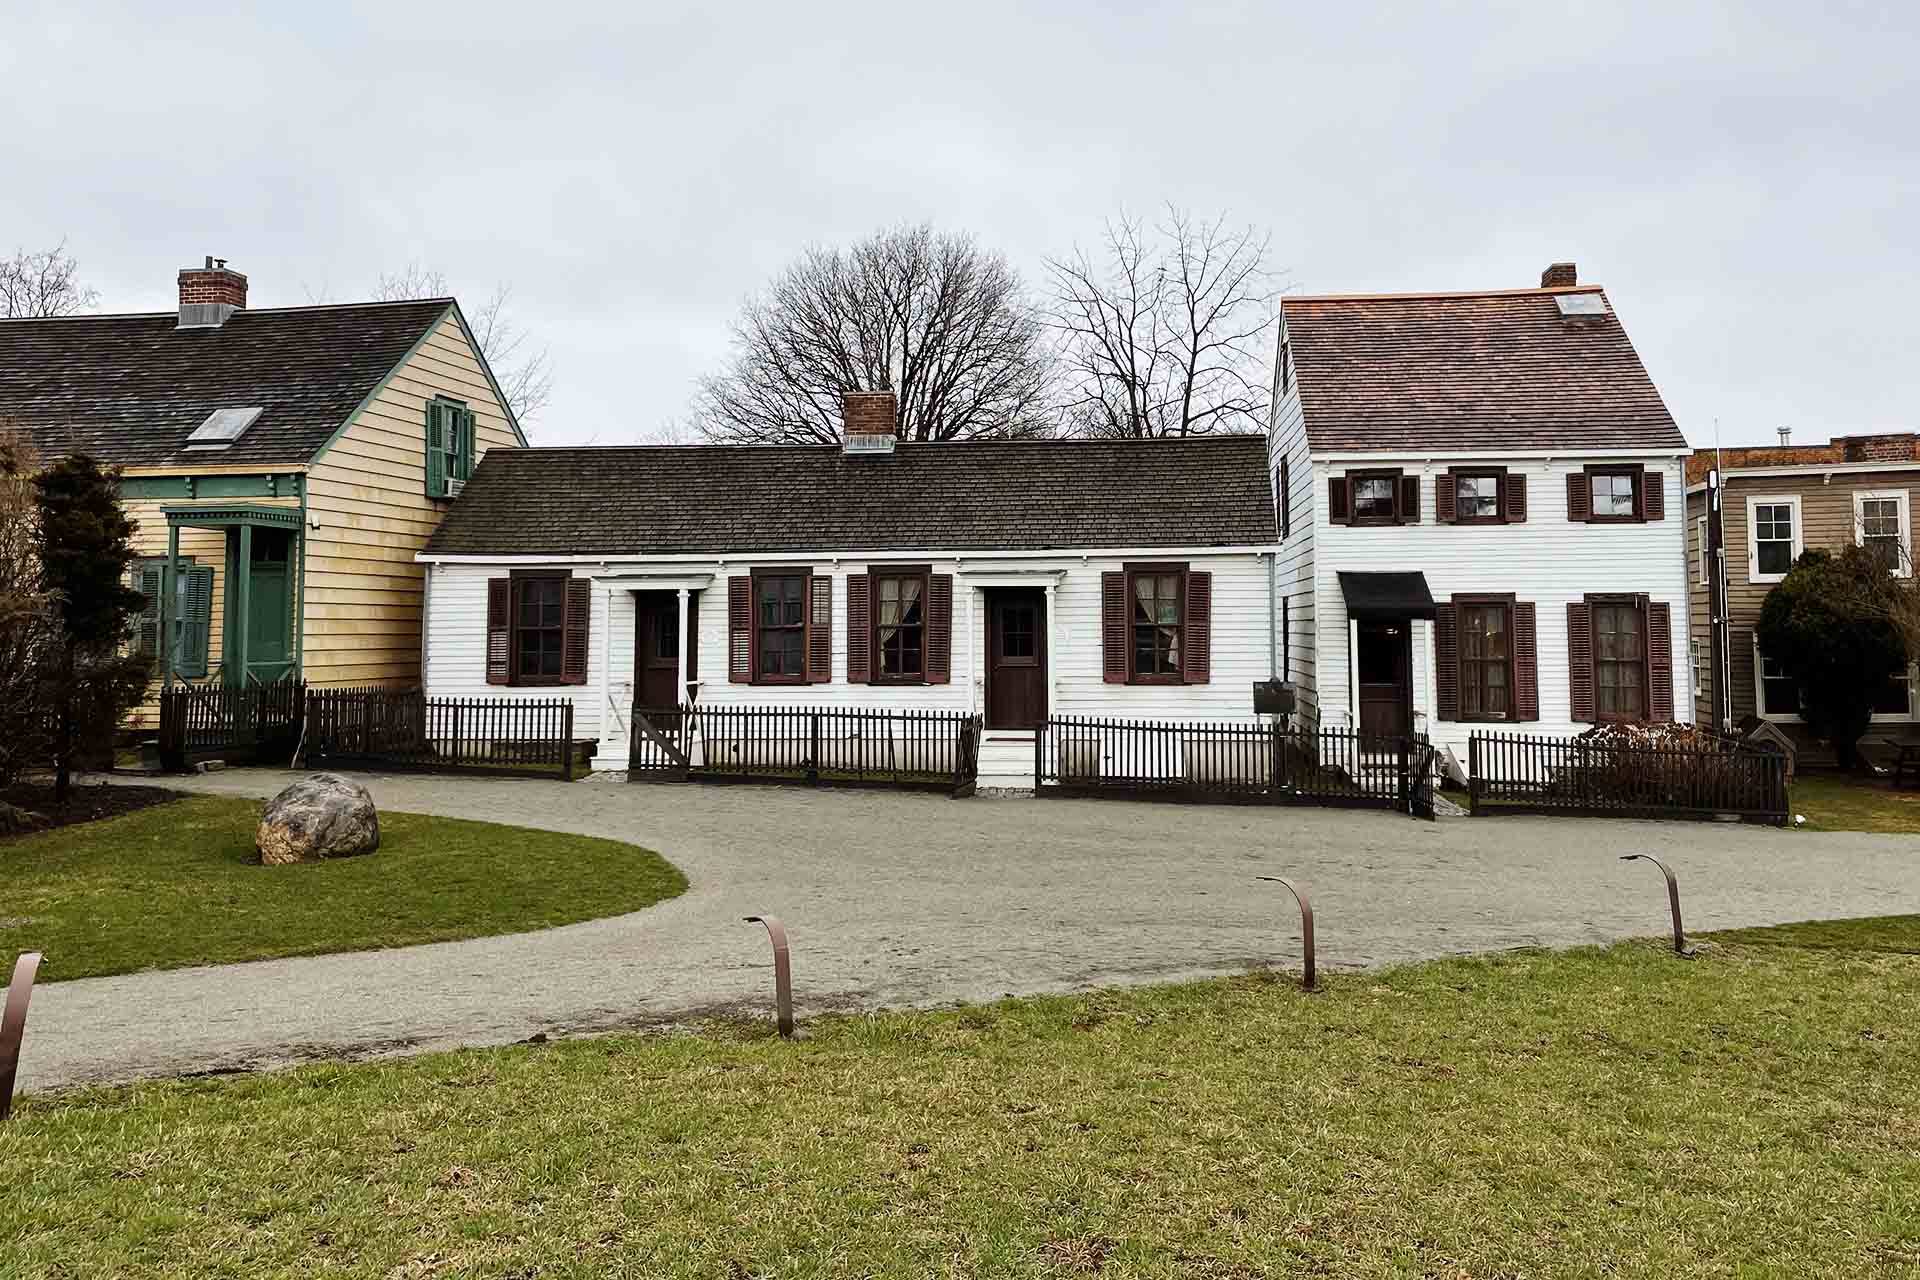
[[18, 771, 1919, 1092]]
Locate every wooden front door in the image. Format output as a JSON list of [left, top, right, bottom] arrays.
[[986, 589, 1047, 730], [633, 591, 695, 713], [1355, 621, 1411, 739]]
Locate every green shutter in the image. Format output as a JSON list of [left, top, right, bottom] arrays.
[[425, 401, 448, 498], [135, 560, 163, 657], [177, 565, 214, 679], [456, 408, 476, 482]]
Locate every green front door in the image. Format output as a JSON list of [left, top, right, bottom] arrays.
[[226, 527, 296, 686]]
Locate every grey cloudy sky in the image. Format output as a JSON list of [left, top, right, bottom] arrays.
[[4, 1, 1914, 448]]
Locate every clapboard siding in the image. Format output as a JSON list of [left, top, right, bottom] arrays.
[[302, 310, 520, 688], [1266, 338, 1318, 726], [1310, 454, 1693, 759], [424, 552, 1274, 759]]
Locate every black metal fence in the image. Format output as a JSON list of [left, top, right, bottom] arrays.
[[629, 704, 983, 797], [1035, 716, 1437, 818], [157, 680, 306, 770], [305, 688, 580, 779], [1468, 732, 1789, 826]]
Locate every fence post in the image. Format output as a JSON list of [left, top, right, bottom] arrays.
[[1034, 720, 1045, 789], [561, 702, 576, 781], [807, 711, 820, 786]]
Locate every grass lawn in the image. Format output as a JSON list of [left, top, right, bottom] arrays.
[[4, 923, 1918, 1276], [2, 795, 685, 982], [1790, 772, 1920, 833]]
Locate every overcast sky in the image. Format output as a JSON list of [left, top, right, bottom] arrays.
[[4, 1, 1914, 449]]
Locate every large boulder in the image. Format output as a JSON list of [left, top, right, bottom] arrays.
[[256, 773, 380, 865]]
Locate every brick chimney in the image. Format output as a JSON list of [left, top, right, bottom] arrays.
[[841, 390, 898, 455], [177, 256, 247, 328], [1540, 262, 1577, 288], [1840, 433, 1920, 464]]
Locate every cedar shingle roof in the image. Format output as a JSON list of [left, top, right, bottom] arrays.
[[1281, 286, 1686, 454], [0, 299, 452, 468], [425, 435, 1277, 556]]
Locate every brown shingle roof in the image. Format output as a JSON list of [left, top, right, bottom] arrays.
[[0, 299, 452, 468], [424, 435, 1278, 556], [1281, 286, 1685, 454]]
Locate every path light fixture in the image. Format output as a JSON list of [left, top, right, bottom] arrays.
[[743, 915, 800, 1039], [1, 951, 43, 1123], [1620, 855, 1695, 957], [1253, 877, 1316, 992]]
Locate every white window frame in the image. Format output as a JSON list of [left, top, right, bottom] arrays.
[[1690, 636, 1707, 693], [1852, 488, 1912, 579], [1694, 515, 1708, 586], [1754, 635, 1919, 724], [1745, 493, 1802, 584]]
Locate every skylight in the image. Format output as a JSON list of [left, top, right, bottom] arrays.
[[1554, 294, 1606, 317], [185, 406, 264, 450]]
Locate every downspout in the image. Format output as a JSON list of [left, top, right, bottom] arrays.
[[1266, 549, 1278, 679], [419, 561, 432, 695]]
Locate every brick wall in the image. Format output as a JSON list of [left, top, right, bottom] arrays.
[[842, 390, 897, 438]]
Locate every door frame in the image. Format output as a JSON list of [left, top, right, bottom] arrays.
[[631, 589, 698, 708], [1354, 619, 1413, 739], [983, 586, 1048, 731]]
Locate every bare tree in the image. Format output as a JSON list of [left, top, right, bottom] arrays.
[[374, 266, 553, 424], [1, 240, 98, 318], [0, 424, 55, 814], [695, 225, 1055, 444], [1047, 208, 1279, 437]]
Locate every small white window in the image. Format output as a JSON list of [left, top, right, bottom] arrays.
[[1745, 494, 1802, 583], [1694, 515, 1708, 586], [1690, 637, 1707, 693], [1854, 489, 1911, 577], [1754, 642, 1802, 722]]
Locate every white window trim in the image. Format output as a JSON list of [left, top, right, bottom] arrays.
[[1754, 635, 1919, 724], [1745, 493, 1802, 584], [1694, 515, 1708, 586], [1852, 488, 1912, 579]]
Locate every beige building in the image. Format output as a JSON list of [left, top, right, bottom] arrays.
[[0, 257, 525, 731]]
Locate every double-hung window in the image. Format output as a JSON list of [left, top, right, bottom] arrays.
[[1746, 494, 1801, 582], [426, 398, 476, 499], [1855, 490, 1911, 576], [1454, 474, 1502, 522], [512, 574, 567, 683], [1352, 475, 1397, 523], [1592, 601, 1648, 721], [755, 572, 807, 682], [1589, 469, 1639, 519], [873, 568, 928, 682], [1129, 567, 1185, 681], [1458, 600, 1513, 720]]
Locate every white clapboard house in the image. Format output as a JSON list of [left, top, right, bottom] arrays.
[[416, 393, 1280, 787], [1269, 263, 1694, 761]]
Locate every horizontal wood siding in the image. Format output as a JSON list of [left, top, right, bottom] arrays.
[[1267, 356, 1317, 726], [424, 552, 1274, 760], [303, 311, 520, 689], [1313, 454, 1692, 759]]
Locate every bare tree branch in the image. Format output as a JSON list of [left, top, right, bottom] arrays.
[[1, 240, 98, 318], [695, 225, 1056, 443], [1046, 207, 1280, 438], [374, 266, 552, 425]]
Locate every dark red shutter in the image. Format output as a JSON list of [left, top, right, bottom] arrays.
[[1433, 602, 1459, 721], [728, 576, 751, 683], [808, 574, 832, 683], [1647, 600, 1674, 720], [1399, 476, 1421, 524], [1505, 473, 1528, 524], [561, 578, 591, 686], [1102, 571, 1128, 683], [1436, 474, 1456, 523], [1182, 570, 1211, 684], [1279, 458, 1291, 539], [1513, 601, 1539, 721], [1327, 476, 1350, 525], [1642, 470, 1665, 522], [1566, 472, 1592, 522], [1567, 600, 1595, 722], [927, 573, 954, 684], [486, 577, 511, 685], [845, 573, 872, 683]]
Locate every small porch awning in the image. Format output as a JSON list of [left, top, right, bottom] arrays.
[[160, 503, 301, 530], [1338, 571, 1437, 621]]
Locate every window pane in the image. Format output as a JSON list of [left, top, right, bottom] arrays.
[[1354, 477, 1396, 518], [1457, 476, 1499, 518], [1591, 473, 1636, 516]]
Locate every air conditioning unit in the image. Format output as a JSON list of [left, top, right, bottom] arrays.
[[446, 477, 466, 498]]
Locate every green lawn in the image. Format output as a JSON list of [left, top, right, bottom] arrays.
[[1791, 773, 1920, 833], [5, 922, 1917, 1277], [2, 795, 685, 981]]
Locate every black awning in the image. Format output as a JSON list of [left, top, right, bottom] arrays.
[[1338, 571, 1437, 621]]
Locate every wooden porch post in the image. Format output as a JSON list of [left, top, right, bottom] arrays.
[[233, 522, 253, 686], [1043, 580, 1058, 723], [676, 587, 691, 707], [161, 522, 179, 690]]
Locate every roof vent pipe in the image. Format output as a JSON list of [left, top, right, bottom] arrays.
[[1777, 427, 1791, 446]]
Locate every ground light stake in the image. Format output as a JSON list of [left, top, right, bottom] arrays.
[[743, 915, 798, 1039], [1253, 877, 1316, 991], [1620, 855, 1695, 957], [1, 951, 42, 1123]]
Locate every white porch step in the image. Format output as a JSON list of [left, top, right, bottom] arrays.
[[977, 733, 1037, 790]]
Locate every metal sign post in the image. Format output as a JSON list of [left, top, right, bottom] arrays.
[[1, 951, 43, 1123]]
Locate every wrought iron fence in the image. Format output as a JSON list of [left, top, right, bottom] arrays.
[[305, 688, 580, 779], [1467, 731, 1788, 825], [1035, 716, 1436, 818], [629, 704, 983, 797], [157, 680, 305, 770]]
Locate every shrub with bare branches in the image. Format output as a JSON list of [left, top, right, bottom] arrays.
[[0, 425, 54, 790]]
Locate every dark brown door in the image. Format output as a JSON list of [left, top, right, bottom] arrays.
[[986, 589, 1047, 730], [633, 591, 690, 714], [1356, 621, 1411, 739]]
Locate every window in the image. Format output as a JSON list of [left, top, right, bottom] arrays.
[[1694, 515, 1709, 586], [1855, 490, 1911, 576], [755, 572, 807, 681], [426, 398, 476, 499], [1276, 457, 1291, 539], [873, 569, 927, 681], [1589, 469, 1639, 519], [1592, 601, 1647, 721], [1746, 494, 1801, 582], [1691, 637, 1707, 694], [1279, 339, 1291, 396], [1352, 475, 1398, 523], [1756, 648, 1800, 720], [512, 574, 567, 682], [1129, 567, 1184, 680], [1455, 473, 1502, 522], [1458, 601, 1513, 720]]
